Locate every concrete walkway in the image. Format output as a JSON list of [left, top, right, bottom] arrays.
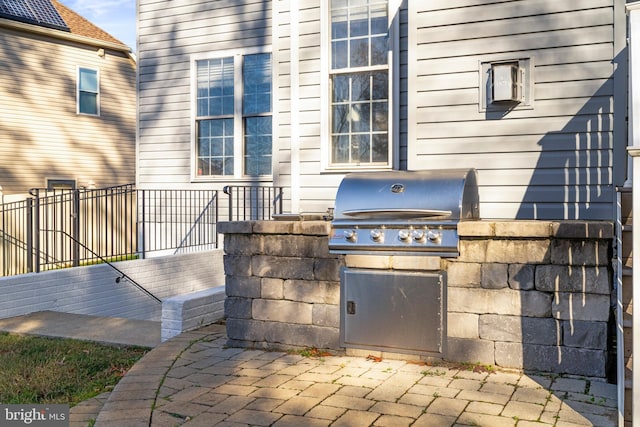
[[0, 311, 160, 347], [93, 324, 617, 427]]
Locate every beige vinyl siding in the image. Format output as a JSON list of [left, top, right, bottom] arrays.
[[408, 0, 624, 220], [137, 0, 272, 190], [0, 26, 135, 196]]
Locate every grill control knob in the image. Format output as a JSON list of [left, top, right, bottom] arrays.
[[398, 229, 411, 241], [343, 229, 357, 242], [428, 230, 442, 244], [370, 229, 383, 242], [412, 229, 426, 242]]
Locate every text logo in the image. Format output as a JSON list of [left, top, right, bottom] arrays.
[[1, 405, 68, 426]]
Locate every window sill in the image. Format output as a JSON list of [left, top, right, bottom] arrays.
[[320, 165, 394, 174], [191, 176, 274, 184]]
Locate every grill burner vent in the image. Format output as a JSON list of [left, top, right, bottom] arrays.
[[329, 169, 479, 257]]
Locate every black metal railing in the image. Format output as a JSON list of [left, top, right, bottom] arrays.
[[25, 185, 139, 272], [1, 199, 31, 277], [27, 185, 138, 272], [0, 184, 284, 277], [223, 185, 284, 221], [139, 189, 219, 256]]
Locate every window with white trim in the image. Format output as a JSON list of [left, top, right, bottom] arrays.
[[77, 67, 99, 116], [195, 52, 272, 178], [328, 0, 392, 168]]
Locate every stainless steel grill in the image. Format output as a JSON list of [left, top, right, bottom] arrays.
[[329, 169, 479, 257]]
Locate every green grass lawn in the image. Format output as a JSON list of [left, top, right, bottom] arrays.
[[0, 332, 148, 406]]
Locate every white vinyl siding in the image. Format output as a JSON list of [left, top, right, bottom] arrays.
[[137, 0, 623, 220], [0, 26, 136, 195], [408, 0, 625, 220], [138, 0, 273, 189], [272, 0, 407, 214]]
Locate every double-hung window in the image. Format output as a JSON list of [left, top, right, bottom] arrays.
[[195, 50, 272, 178], [327, 0, 394, 169], [78, 67, 99, 116]]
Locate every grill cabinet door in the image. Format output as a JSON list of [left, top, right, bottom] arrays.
[[340, 269, 445, 356]]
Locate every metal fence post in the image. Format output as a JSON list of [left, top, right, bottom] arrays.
[[223, 186, 233, 221], [26, 198, 33, 273], [215, 192, 219, 247], [72, 189, 80, 267], [140, 189, 146, 259], [1, 202, 4, 276], [27, 189, 42, 273], [34, 192, 40, 273]]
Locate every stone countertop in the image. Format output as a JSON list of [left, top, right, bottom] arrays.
[[218, 219, 613, 239], [458, 220, 613, 238], [218, 220, 332, 235]]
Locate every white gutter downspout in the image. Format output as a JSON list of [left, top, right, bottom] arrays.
[[628, 143, 640, 427], [626, 3, 640, 426], [615, 190, 624, 427]]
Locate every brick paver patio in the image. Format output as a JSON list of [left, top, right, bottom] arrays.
[[85, 324, 618, 427]]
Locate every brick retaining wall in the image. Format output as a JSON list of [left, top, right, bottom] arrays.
[[219, 220, 613, 379], [0, 250, 225, 321]]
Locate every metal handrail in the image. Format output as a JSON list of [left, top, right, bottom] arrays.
[[49, 230, 161, 304]]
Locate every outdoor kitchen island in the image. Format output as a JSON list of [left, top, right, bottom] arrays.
[[219, 219, 614, 381]]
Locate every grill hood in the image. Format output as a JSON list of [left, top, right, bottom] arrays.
[[332, 169, 479, 225], [329, 169, 479, 256]]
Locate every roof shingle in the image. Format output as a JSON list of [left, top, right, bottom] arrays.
[[51, 0, 125, 46]]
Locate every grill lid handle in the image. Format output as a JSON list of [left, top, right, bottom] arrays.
[[341, 208, 453, 219]]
